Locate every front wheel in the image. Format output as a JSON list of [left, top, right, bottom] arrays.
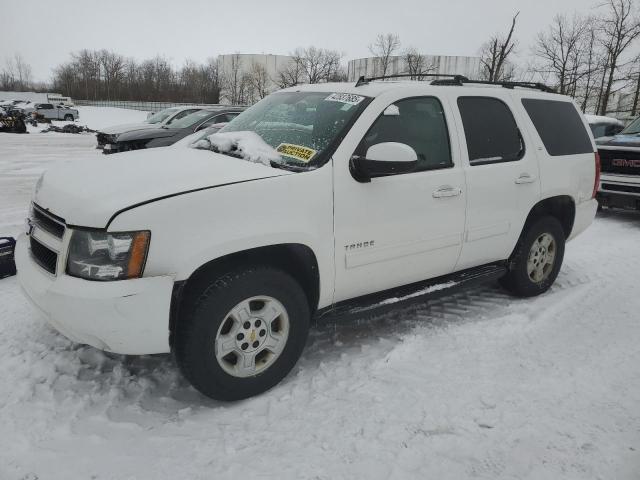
[[174, 266, 310, 401], [500, 216, 565, 297]]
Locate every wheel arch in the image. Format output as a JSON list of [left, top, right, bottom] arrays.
[[169, 243, 320, 348], [523, 195, 576, 240]]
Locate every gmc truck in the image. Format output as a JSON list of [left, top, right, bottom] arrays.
[[596, 115, 640, 210]]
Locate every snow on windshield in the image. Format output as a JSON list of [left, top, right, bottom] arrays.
[[192, 131, 282, 166]]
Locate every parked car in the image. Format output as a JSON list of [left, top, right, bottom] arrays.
[[32, 103, 79, 122], [585, 114, 625, 139], [595, 115, 640, 210], [16, 78, 598, 401], [102, 107, 244, 153], [95, 106, 209, 150]]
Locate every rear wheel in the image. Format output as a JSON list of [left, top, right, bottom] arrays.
[[500, 216, 565, 297], [174, 266, 310, 401], [64, 114, 74, 121]]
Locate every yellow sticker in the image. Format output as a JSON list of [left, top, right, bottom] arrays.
[[276, 143, 317, 163]]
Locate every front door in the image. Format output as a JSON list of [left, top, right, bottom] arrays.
[[332, 95, 467, 303]]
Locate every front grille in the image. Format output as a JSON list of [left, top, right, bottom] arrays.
[[601, 183, 640, 194], [96, 132, 111, 146], [32, 204, 65, 238], [30, 236, 58, 274], [598, 148, 640, 175]]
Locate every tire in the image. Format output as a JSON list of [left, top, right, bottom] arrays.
[[499, 216, 565, 298], [174, 265, 310, 401], [64, 114, 74, 121]]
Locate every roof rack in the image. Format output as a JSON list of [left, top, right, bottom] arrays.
[[355, 73, 468, 87], [355, 74, 555, 93]]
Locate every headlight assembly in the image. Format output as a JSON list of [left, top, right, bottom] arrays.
[[66, 230, 150, 281]]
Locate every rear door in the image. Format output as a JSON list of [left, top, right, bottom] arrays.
[[452, 94, 541, 269], [519, 97, 596, 211]]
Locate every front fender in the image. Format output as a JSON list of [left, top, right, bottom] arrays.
[[108, 166, 335, 308]]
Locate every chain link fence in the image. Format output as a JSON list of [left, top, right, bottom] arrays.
[[74, 100, 225, 112]]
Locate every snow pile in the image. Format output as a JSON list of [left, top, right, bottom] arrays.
[[52, 106, 149, 131], [193, 131, 281, 166]]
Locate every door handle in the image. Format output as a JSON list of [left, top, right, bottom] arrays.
[[515, 173, 537, 184], [432, 186, 462, 198]]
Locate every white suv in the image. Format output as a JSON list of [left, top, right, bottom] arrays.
[[16, 78, 599, 400]]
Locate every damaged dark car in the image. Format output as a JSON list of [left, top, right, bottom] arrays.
[[102, 107, 245, 154]]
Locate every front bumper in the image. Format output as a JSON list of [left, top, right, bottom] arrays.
[[597, 173, 640, 210], [15, 234, 173, 354]]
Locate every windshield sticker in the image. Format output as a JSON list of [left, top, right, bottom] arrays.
[[324, 93, 365, 106], [276, 143, 317, 163]]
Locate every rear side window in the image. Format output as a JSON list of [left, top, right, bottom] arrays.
[[522, 99, 592, 156], [457, 97, 523, 165]]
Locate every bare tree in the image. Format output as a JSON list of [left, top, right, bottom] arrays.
[[479, 12, 520, 82], [247, 62, 270, 102], [100, 50, 126, 100], [402, 48, 434, 80], [368, 33, 401, 77], [221, 54, 248, 105], [625, 53, 640, 116], [286, 47, 343, 85], [277, 56, 304, 88], [597, 0, 640, 115], [534, 14, 590, 95], [13, 54, 32, 90]]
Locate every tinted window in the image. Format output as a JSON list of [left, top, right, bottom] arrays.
[[457, 97, 523, 165], [167, 109, 198, 124], [39, 104, 53, 110], [357, 97, 452, 172], [522, 99, 592, 156]]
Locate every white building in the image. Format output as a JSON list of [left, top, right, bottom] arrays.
[[217, 54, 294, 102], [347, 55, 482, 82]]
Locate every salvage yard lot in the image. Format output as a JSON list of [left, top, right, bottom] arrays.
[[1, 120, 639, 479]]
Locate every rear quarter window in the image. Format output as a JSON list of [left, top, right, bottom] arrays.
[[521, 99, 593, 156]]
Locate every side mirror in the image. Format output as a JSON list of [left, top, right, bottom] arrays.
[[350, 142, 418, 183]]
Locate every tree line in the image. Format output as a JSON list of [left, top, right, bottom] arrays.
[[3, 0, 639, 116]]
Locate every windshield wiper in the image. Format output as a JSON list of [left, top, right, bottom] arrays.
[[269, 160, 309, 172]]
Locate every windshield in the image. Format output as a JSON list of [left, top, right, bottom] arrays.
[[147, 108, 179, 124], [621, 116, 640, 135], [218, 91, 370, 168], [167, 110, 215, 129]]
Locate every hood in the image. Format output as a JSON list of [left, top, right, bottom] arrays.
[[116, 127, 181, 143], [34, 147, 290, 228], [99, 122, 156, 135], [596, 133, 640, 148]]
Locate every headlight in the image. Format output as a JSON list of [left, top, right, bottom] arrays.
[[66, 230, 150, 281]]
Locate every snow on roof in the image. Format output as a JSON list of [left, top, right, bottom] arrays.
[[584, 114, 623, 125]]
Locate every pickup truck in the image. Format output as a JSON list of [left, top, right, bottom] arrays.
[[33, 103, 79, 122], [17, 78, 598, 401], [596, 115, 640, 210]]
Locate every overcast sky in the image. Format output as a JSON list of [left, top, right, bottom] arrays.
[[4, 0, 604, 82]]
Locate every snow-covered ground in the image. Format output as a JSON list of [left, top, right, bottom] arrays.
[[25, 106, 149, 133], [1, 120, 640, 479]]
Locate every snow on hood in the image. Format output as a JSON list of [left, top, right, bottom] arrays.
[[193, 131, 281, 166], [34, 147, 290, 228], [99, 122, 157, 135]]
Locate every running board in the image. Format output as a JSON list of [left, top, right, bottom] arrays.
[[315, 262, 508, 321]]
